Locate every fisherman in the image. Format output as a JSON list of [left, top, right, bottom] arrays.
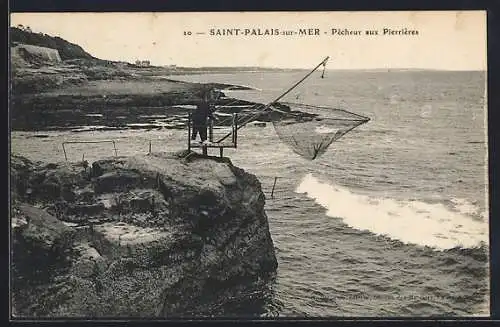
[[191, 87, 217, 144]]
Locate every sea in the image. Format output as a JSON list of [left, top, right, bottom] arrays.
[[11, 70, 489, 317]]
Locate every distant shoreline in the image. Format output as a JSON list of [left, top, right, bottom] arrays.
[[11, 58, 484, 132], [11, 62, 269, 132]]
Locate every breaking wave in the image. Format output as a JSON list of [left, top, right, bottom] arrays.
[[295, 174, 488, 250]]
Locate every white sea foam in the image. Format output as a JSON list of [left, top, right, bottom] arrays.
[[450, 197, 486, 218], [296, 174, 488, 250], [420, 104, 433, 118]]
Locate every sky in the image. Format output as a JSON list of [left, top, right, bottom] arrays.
[[10, 11, 486, 70]]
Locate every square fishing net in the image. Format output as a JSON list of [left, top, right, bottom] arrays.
[[269, 102, 370, 160], [209, 57, 370, 160]]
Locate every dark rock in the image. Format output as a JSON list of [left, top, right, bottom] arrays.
[[91, 158, 128, 177], [66, 202, 106, 217], [11, 204, 78, 312], [74, 186, 95, 202], [15, 203, 75, 251], [113, 189, 167, 216], [93, 171, 141, 193], [11, 153, 278, 318]]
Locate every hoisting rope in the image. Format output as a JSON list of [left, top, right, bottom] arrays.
[[215, 56, 330, 143]]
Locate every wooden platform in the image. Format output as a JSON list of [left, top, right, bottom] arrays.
[[187, 113, 238, 157], [189, 142, 236, 148]]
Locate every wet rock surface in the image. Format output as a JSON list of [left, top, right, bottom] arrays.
[[11, 152, 278, 318]]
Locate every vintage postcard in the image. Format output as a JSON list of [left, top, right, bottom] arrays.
[[9, 11, 488, 318]]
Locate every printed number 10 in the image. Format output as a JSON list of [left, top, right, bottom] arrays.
[[184, 31, 192, 36]]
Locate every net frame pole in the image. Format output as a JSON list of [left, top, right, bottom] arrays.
[[216, 56, 330, 143], [269, 57, 330, 104]]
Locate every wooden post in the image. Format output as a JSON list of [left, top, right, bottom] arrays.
[[149, 140, 152, 154], [231, 114, 235, 144], [202, 145, 208, 156], [234, 114, 238, 148], [61, 140, 117, 161], [209, 119, 214, 142], [187, 113, 191, 152], [219, 147, 223, 158], [62, 143, 68, 161], [112, 141, 118, 157], [271, 176, 278, 198]]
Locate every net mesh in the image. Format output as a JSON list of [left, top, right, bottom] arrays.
[[269, 102, 369, 160], [209, 57, 370, 159]]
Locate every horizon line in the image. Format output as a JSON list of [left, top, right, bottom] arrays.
[[146, 64, 487, 72]]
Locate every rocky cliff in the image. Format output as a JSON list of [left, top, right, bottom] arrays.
[[11, 27, 96, 61], [10, 151, 278, 318]]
